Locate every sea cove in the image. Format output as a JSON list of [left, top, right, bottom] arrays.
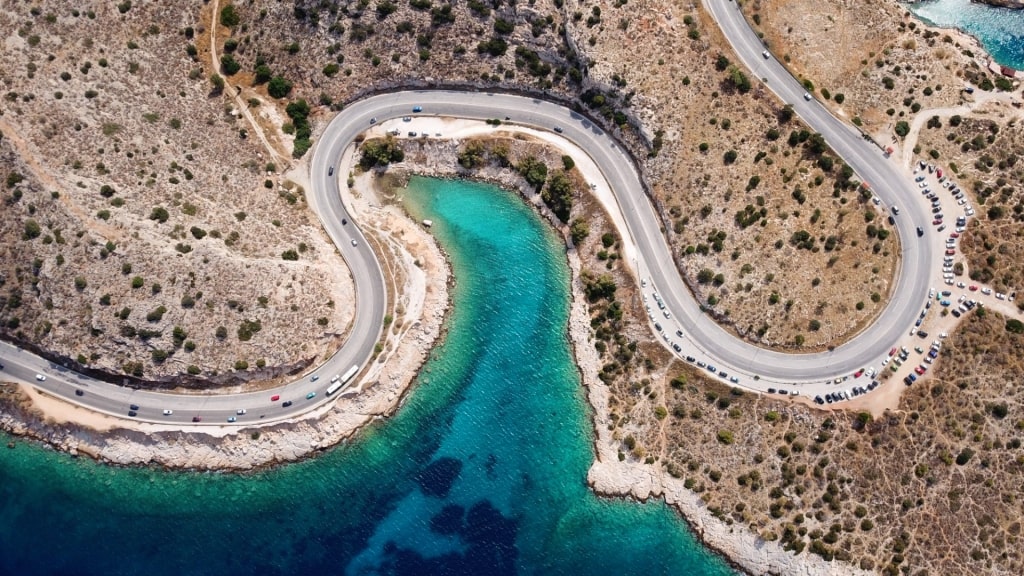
[[0, 177, 735, 576]]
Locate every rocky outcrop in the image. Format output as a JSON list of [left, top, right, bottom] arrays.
[[972, 0, 1024, 8]]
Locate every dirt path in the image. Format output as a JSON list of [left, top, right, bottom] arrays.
[[208, 0, 287, 168]]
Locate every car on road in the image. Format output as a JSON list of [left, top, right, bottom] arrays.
[[236, 409, 246, 415], [35, 374, 46, 381], [686, 356, 696, 363], [227, 416, 237, 423], [553, 126, 564, 133], [306, 391, 317, 400], [75, 389, 84, 396], [130, 404, 139, 411], [730, 376, 740, 383], [328, 166, 334, 176], [412, 106, 423, 112], [162, 409, 173, 416], [803, 92, 812, 101], [192, 416, 202, 422], [916, 227, 923, 237], [282, 401, 293, 407], [762, 50, 770, 59], [351, 239, 358, 247], [270, 395, 280, 401], [310, 375, 320, 382], [128, 411, 137, 417], [370, 117, 377, 124]]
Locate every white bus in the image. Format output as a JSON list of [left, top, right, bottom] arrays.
[[326, 365, 360, 395]]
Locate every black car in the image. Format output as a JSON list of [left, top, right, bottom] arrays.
[[128, 411, 137, 417], [952, 309, 961, 318], [75, 389, 84, 396], [685, 356, 696, 363], [814, 396, 824, 404], [282, 401, 293, 408], [916, 227, 924, 237], [672, 343, 682, 352], [130, 404, 139, 411]]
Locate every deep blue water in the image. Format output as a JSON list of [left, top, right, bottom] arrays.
[[909, 0, 1024, 70], [0, 177, 735, 576]]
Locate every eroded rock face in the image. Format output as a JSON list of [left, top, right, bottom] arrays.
[[972, 0, 1024, 9]]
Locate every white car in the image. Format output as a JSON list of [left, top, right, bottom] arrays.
[[996, 293, 1006, 300], [34, 374, 46, 382], [162, 409, 173, 416], [351, 239, 358, 246], [803, 92, 812, 101], [762, 50, 770, 59], [981, 287, 992, 295], [236, 409, 247, 415]]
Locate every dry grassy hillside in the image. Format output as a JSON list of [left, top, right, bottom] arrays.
[[0, 1, 352, 386], [749, 0, 1008, 141], [604, 302, 1024, 575], [572, 2, 897, 349]]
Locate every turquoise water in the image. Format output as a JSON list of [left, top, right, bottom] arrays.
[[909, 0, 1024, 70], [0, 177, 735, 575]]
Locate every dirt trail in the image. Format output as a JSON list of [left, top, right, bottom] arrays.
[[208, 0, 288, 168]]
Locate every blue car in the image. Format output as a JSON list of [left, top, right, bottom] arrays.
[[412, 106, 422, 112], [940, 299, 951, 307]]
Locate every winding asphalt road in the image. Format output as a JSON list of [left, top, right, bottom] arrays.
[[0, 0, 936, 423]]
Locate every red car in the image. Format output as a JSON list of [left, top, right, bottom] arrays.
[[271, 394, 280, 401], [949, 232, 960, 239], [914, 367, 923, 375], [889, 347, 897, 356], [969, 285, 979, 291], [945, 249, 956, 255], [933, 219, 943, 225], [854, 369, 864, 378], [192, 416, 202, 422]]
